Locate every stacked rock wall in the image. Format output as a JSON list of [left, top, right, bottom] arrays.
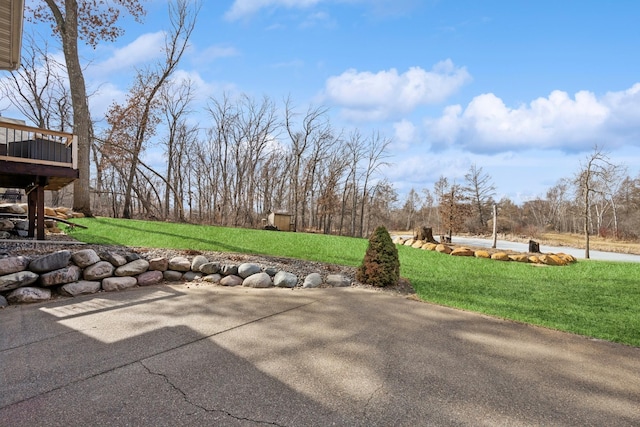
[[0, 248, 352, 306]]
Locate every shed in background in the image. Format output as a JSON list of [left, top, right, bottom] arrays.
[[266, 212, 294, 231]]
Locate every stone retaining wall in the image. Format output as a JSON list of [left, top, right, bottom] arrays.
[[0, 248, 352, 306]]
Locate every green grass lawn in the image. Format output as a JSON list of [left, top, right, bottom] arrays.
[[67, 217, 640, 347]]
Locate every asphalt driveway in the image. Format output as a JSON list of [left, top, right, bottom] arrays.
[[1, 284, 639, 426]]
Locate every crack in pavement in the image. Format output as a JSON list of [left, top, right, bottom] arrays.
[[362, 383, 385, 421], [139, 361, 286, 426]]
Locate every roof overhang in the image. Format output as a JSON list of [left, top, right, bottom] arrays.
[[0, 0, 24, 71]]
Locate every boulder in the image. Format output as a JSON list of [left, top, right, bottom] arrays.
[[163, 270, 184, 282], [274, 271, 298, 288], [540, 254, 566, 266], [168, 256, 191, 272], [302, 273, 323, 288], [403, 239, 415, 246], [435, 244, 452, 254], [421, 243, 437, 251], [508, 254, 530, 263], [220, 275, 243, 287], [124, 252, 141, 262], [491, 252, 511, 261], [8, 287, 51, 303], [528, 255, 541, 264], [182, 271, 202, 282], [450, 247, 475, 257], [242, 272, 272, 288], [411, 240, 425, 249], [99, 251, 128, 267], [0, 231, 10, 239], [71, 249, 101, 268], [102, 276, 137, 292], [148, 257, 169, 271], [0, 218, 14, 230], [191, 255, 209, 272], [115, 259, 150, 277], [264, 267, 278, 277], [220, 264, 238, 276], [0, 270, 39, 291], [238, 263, 262, 278], [137, 270, 164, 286], [202, 273, 222, 283], [60, 281, 101, 297], [0, 203, 26, 214], [14, 220, 29, 231], [326, 274, 350, 287], [83, 261, 115, 280], [29, 250, 72, 273], [556, 253, 576, 264], [39, 265, 82, 287], [0, 295, 7, 308], [0, 255, 30, 275], [392, 236, 405, 245], [474, 250, 491, 259], [199, 262, 220, 275]]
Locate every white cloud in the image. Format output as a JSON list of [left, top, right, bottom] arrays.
[[323, 60, 472, 121], [225, 0, 323, 21], [425, 84, 640, 153], [392, 119, 417, 149], [90, 32, 166, 76]]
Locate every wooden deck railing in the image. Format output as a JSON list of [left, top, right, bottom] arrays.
[[0, 121, 77, 169]]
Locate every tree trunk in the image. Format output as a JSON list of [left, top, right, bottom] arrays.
[[47, 0, 92, 215], [414, 226, 437, 243]]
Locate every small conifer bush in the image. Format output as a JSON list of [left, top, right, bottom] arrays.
[[356, 225, 400, 287]]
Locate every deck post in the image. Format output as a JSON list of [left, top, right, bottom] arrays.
[[36, 178, 45, 240], [27, 188, 36, 238], [26, 177, 47, 240]]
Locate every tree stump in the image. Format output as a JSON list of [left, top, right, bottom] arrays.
[[529, 240, 540, 253], [414, 226, 437, 243]]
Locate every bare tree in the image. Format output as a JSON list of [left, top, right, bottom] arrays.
[[104, 0, 197, 219], [402, 188, 420, 231], [339, 130, 366, 236], [463, 163, 496, 229], [601, 162, 628, 238], [575, 146, 614, 259], [358, 131, 391, 237], [435, 176, 467, 241], [160, 79, 196, 221], [284, 98, 330, 231]]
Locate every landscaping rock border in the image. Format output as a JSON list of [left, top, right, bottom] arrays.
[[393, 236, 577, 266], [0, 246, 358, 305]]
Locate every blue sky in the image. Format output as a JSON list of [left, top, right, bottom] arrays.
[[7, 0, 640, 204]]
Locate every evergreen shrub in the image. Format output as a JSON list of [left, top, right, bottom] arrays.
[[356, 225, 400, 287]]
